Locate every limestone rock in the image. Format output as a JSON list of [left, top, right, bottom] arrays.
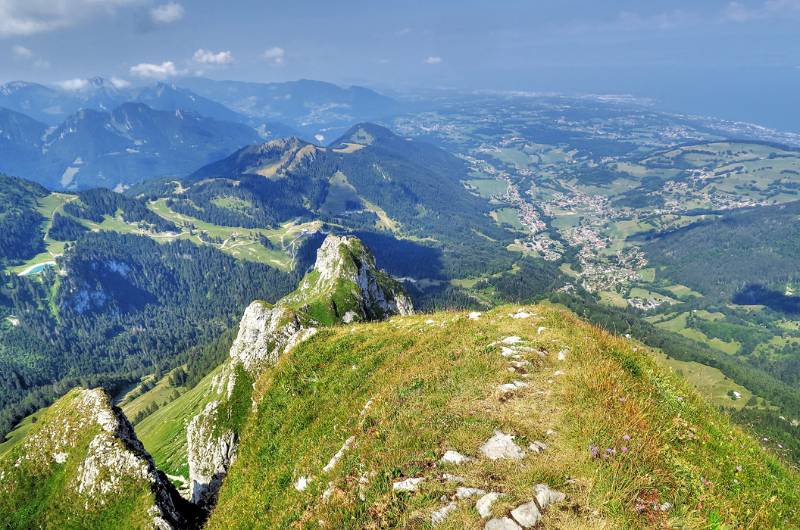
[[480, 431, 525, 460], [456, 486, 486, 499], [535, 483, 566, 509], [476, 492, 504, 518], [393, 477, 425, 492], [510, 501, 542, 527], [440, 450, 471, 465], [227, 302, 306, 373], [528, 441, 548, 453], [5, 388, 186, 528], [485, 517, 522, 530], [431, 501, 458, 525], [186, 234, 413, 512], [187, 400, 237, 506], [284, 235, 414, 321]]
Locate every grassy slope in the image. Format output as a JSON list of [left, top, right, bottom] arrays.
[[117, 367, 194, 422], [0, 408, 43, 459], [6, 192, 73, 275], [208, 304, 799, 529], [133, 364, 223, 477], [4, 192, 309, 275]]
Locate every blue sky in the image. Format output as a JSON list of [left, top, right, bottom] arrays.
[[1, 0, 799, 130]]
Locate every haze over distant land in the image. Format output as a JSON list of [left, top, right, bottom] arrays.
[[1, 0, 798, 131]]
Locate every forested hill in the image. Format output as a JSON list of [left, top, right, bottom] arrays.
[[183, 123, 497, 236], [148, 123, 513, 278], [0, 230, 300, 441], [644, 200, 800, 305], [0, 174, 48, 264]]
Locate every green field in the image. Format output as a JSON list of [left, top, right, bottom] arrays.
[[653, 312, 741, 355], [211, 196, 254, 212], [148, 198, 313, 271], [490, 207, 524, 229], [119, 368, 188, 421], [465, 178, 507, 198], [663, 283, 703, 299], [0, 409, 43, 459], [7, 193, 74, 275], [319, 171, 361, 215], [653, 352, 752, 409]]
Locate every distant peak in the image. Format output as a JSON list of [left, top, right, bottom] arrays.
[[338, 122, 397, 147], [249, 136, 311, 157]]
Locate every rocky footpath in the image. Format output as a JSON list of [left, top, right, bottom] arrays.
[[186, 234, 412, 509]]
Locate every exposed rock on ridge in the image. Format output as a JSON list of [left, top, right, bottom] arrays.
[[0, 388, 189, 529], [283, 234, 413, 323], [187, 234, 412, 508]]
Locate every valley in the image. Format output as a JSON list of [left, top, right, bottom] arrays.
[[392, 98, 800, 434]]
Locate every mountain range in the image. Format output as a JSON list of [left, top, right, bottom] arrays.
[[0, 103, 259, 190], [0, 78, 403, 190]]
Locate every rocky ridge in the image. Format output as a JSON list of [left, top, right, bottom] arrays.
[[0, 388, 188, 528], [186, 234, 412, 508]]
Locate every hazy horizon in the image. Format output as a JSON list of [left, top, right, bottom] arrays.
[[1, 0, 799, 131]]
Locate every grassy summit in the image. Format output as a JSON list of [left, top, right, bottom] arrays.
[[207, 304, 799, 529]]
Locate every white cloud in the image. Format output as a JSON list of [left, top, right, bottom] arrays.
[[11, 44, 33, 58], [262, 46, 285, 65], [424, 56, 443, 65], [150, 2, 184, 24], [129, 60, 181, 79], [193, 48, 234, 65], [723, 0, 800, 22], [56, 78, 90, 91], [110, 76, 131, 89], [0, 0, 140, 37], [11, 43, 50, 68]]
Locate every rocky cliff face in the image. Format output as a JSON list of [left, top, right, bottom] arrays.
[[186, 234, 412, 509], [227, 303, 309, 374], [186, 401, 237, 506], [0, 388, 189, 529]]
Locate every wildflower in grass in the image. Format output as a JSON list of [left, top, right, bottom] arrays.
[[622, 434, 631, 441], [589, 444, 599, 458], [621, 446, 629, 453]]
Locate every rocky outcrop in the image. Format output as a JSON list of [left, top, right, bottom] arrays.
[[185, 303, 317, 507], [186, 234, 412, 509], [227, 303, 308, 374], [1, 388, 189, 529], [186, 401, 237, 506], [284, 235, 413, 322]]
